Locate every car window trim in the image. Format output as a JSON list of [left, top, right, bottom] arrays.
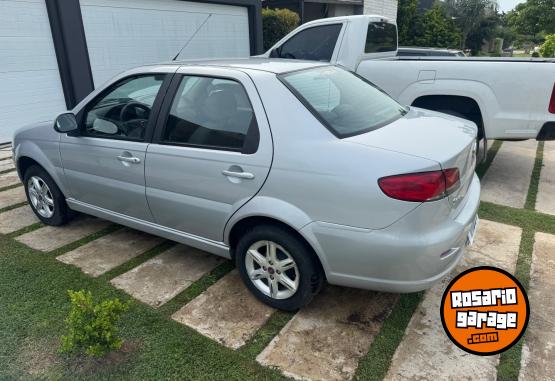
[[75, 73, 173, 143], [152, 73, 260, 154]]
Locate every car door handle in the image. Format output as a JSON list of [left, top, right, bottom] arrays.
[[117, 155, 141, 164], [222, 170, 255, 180]]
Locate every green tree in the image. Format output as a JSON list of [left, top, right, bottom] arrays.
[[465, 13, 500, 54], [262, 8, 300, 51], [414, 5, 462, 48], [444, 0, 495, 50], [397, 0, 421, 45], [506, 0, 555, 37], [539, 34, 555, 57]]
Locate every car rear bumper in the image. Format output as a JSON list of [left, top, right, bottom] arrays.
[[301, 173, 481, 293]]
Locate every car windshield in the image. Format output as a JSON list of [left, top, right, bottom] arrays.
[[280, 66, 407, 138]]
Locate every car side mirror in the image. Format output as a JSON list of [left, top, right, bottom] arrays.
[[54, 113, 78, 133]]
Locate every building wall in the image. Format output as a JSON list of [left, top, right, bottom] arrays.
[[363, 0, 398, 20]]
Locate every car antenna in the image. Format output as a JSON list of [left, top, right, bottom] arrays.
[[172, 13, 213, 61]]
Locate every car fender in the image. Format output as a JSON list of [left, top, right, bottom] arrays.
[[224, 196, 332, 273], [14, 137, 69, 197]]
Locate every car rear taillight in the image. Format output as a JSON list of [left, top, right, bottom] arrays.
[[549, 83, 555, 114], [378, 168, 460, 202]]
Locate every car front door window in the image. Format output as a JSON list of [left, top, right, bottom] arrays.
[[82, 75, 164, 140]]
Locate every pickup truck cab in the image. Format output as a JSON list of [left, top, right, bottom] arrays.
[[263, 15, 555, 161]]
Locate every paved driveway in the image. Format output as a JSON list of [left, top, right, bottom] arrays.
[[0, 141, 553, 381]]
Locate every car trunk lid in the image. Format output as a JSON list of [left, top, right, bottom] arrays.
[[345, 107, 477, 209]]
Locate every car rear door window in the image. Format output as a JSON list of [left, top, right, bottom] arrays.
[[272, 24, 342, 62], [82, 75, 164, 140], [161, 76, 258, 152]]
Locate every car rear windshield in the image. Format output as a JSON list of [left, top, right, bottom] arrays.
[[280, 66, 406, 138]]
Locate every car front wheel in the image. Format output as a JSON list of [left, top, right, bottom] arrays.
[[24, 165, 73, 226], [235, 225, 324, 311]]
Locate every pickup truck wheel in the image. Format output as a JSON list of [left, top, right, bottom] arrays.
[[24, 165, 73, 226], [236, 225, 324, 311]]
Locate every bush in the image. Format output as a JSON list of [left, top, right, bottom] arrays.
[[60, 290, 130, 357], [539, 34, 555, 57], [262, 8, 300, 51], [532, 51, 540, 57]]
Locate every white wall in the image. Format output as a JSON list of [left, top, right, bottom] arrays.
[[80, 0, 251, 87], [363, 0, 398, 20], [0, 0, 67, 143]]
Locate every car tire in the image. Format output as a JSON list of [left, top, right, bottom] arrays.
[[235, 225, 324, 311], [23, 165, 73, 226]]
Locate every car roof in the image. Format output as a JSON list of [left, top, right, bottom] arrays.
[[152, 57, 329, 74]]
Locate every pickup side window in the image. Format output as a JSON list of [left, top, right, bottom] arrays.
[[365, 22, 397, 53], [271, 24, 342, 62]]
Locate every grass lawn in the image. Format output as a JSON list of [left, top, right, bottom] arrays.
[[0, 140, 551, 380], [0, 233, 287, 380]]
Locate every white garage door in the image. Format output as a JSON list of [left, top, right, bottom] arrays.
[[80, 0, 251, 87], [0, 0, 67, 143]]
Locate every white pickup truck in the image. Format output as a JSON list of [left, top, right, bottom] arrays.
[[262, 15, 555, 161]]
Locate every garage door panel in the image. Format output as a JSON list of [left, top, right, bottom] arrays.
[[81, 0, 250, 86], [0, 0, 66, 143]]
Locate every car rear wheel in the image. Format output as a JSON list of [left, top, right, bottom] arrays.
[[24, 165, 73, 226], [235, 225, 324, 311]]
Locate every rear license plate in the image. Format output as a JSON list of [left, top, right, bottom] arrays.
[[466, 215, 479, 246]]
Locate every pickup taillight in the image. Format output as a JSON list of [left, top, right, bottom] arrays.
[[550, 83, 555, 114]]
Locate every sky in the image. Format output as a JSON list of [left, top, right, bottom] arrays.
[[497, 0, 525, 13]]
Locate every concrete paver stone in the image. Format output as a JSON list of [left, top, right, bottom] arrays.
[[172, 270, 274, 349], [519, 232, 555, 381], [56, 227, 164, 277], [111, 244, 224, 307], [257, 287, 398, 381], [0, 186, 26, 209], [481, 140, 537, 208], [536, 141, 555, 215], [17, 216, 110, 252], [0, 205, 38, 234]]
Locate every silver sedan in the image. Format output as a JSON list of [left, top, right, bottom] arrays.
[[13, 59, 480, 310]]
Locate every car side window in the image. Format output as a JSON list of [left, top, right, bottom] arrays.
[[162, 76, 258, 152], [82, 75, 164, 140], [272, 24, 342, 62]]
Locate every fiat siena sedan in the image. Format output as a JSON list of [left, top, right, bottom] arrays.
[[13, 59, 480, 310]]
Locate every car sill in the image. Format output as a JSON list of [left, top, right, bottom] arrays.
[[66, 198, 231, 259]]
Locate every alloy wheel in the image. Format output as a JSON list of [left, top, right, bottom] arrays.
[[244, 240, 300, 300], [27, 176, 55, 218]]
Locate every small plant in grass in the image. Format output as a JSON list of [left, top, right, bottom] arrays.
[[60, 290, 130, 357]]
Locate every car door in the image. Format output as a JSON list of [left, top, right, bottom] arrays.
[[145, 67, 272, 242], [60, 73, 171, 221]]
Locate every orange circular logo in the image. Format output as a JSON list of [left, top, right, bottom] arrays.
[[440, 266, 529, 355]]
